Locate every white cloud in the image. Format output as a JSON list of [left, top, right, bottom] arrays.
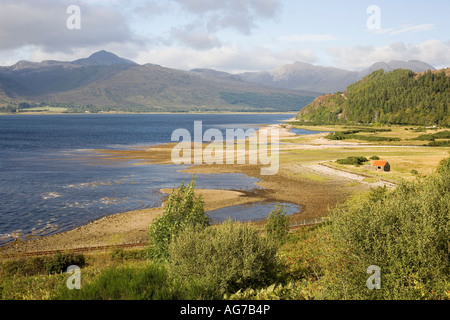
[[170, 26, 222, 50], [390, 24, 435, 35], [328, 39, 450, 70], [134, 45, 317, 73], [0, 0, 134, 52], [371, 23, 436, 36], [172, 0, 282, 34], [280, 34, 344, 43]]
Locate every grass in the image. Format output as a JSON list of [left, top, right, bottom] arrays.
[[288, 124, 450, 146], [18, 106, 68, 113]]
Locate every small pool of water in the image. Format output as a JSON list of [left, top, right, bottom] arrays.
[[290, 128, 328, 135], [207, 201, 300, 223]]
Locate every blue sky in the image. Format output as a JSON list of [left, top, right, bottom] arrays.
[[0, 0, 448, 72]]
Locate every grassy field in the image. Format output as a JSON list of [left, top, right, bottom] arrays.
[[18, 106, 69, 113], [281, 123, 449, 183]]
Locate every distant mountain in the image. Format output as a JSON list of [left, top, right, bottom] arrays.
[[239, 60, 435, 94], [72, 50, 138, 66], [297, 68, 450, 126], [0, 51, 319, 112]]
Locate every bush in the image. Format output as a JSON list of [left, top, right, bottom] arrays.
[[1, 252, 85, 277], [370, 156, 380, 160], [45, 251, 86, 274], [328, 158, 450, 299], [148, 178, 209, 259], [265, 205, 290, 245], [337, 156, 369, 166], [110, 248, 147, 262], [57, 263, 185, 300], [168, 221, 280, 295], [1, 257, 48, 277]]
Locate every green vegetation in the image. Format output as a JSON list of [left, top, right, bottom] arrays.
[[265, 205, 290, 245], [168, 221, 279, 296], [220, 92, 315, 111], [56, 263, 197, 300], [1, 251, 86, 277], [148, 178, 209, 259], [336, 156, 369, 166], [326, 129, 401, 142], [298, 69, 450, 126], [412, 130, 450, 146]]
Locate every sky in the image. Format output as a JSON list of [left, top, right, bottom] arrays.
[[0, 0, 449, 73]]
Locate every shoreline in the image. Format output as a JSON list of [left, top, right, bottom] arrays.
[[0, 111, 298, 116], [0, 124, 366, 256]]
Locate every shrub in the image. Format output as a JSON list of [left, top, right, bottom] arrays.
[[370, 156, 380, 160], [336, 156, 369, 166], [56, 263, 185, 300], [168, 221, 280, 295], [1, 257, 47, 277], [328, 158, 450, 299], [1, 252, 85, 277], [45, 251, 86, 274], [148, 178, 209, 259], [110, 248, 147, 262], [265, 205, 290, 245]]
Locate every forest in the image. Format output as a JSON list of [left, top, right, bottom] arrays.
[[297, 69, 450, 127]]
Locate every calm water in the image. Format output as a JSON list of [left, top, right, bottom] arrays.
[[0, 114, 317, 245], [208, 202, 300, 224]]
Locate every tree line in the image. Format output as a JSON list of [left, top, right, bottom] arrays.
[[298, 69, 450, 127]]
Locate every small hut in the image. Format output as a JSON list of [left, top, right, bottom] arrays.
[[365, 160, 390, 172]]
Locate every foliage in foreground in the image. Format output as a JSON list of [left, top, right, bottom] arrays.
[[55, 262, 215, 300], [148, 178, 209, 259], [168, 221, 280, 295], [328, 157, 450, 299], [1, 251, 85, 277], [265, 205, 290, 246]]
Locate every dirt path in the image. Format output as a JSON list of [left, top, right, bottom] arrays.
[[304, 163, 397, 188]]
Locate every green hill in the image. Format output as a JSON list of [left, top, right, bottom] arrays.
[[297, 68, 450, 126]]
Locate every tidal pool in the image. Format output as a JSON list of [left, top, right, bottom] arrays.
[[207, 201, 300, 223]]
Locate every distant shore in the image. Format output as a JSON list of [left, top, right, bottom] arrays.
[[0, 111, 298, 116]]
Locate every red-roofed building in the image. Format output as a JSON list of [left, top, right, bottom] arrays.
[[365, 160, 390, 172]]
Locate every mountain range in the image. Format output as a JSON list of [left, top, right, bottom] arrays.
[[237, 60, 435, 94], [0, 50, 436, 112]]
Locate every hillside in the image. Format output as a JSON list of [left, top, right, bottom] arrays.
[[0, 51, 319, 113], [297, 68, 450, 126], [239, 60, 435, 94]]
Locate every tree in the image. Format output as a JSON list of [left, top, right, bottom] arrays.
[[148, 177, 209, 259], [265, 205, 290, 245]]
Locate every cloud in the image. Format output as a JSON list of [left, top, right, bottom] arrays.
[[328, 39, 450, 70], [0, 0, 135, 53], [134, 45, 316, 73], [389, 24, 435, 35], [280, 34, 344, 43], [373, 23, 436, 36], [170, 25, 221, 50], [173, 0, 282, 34]]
